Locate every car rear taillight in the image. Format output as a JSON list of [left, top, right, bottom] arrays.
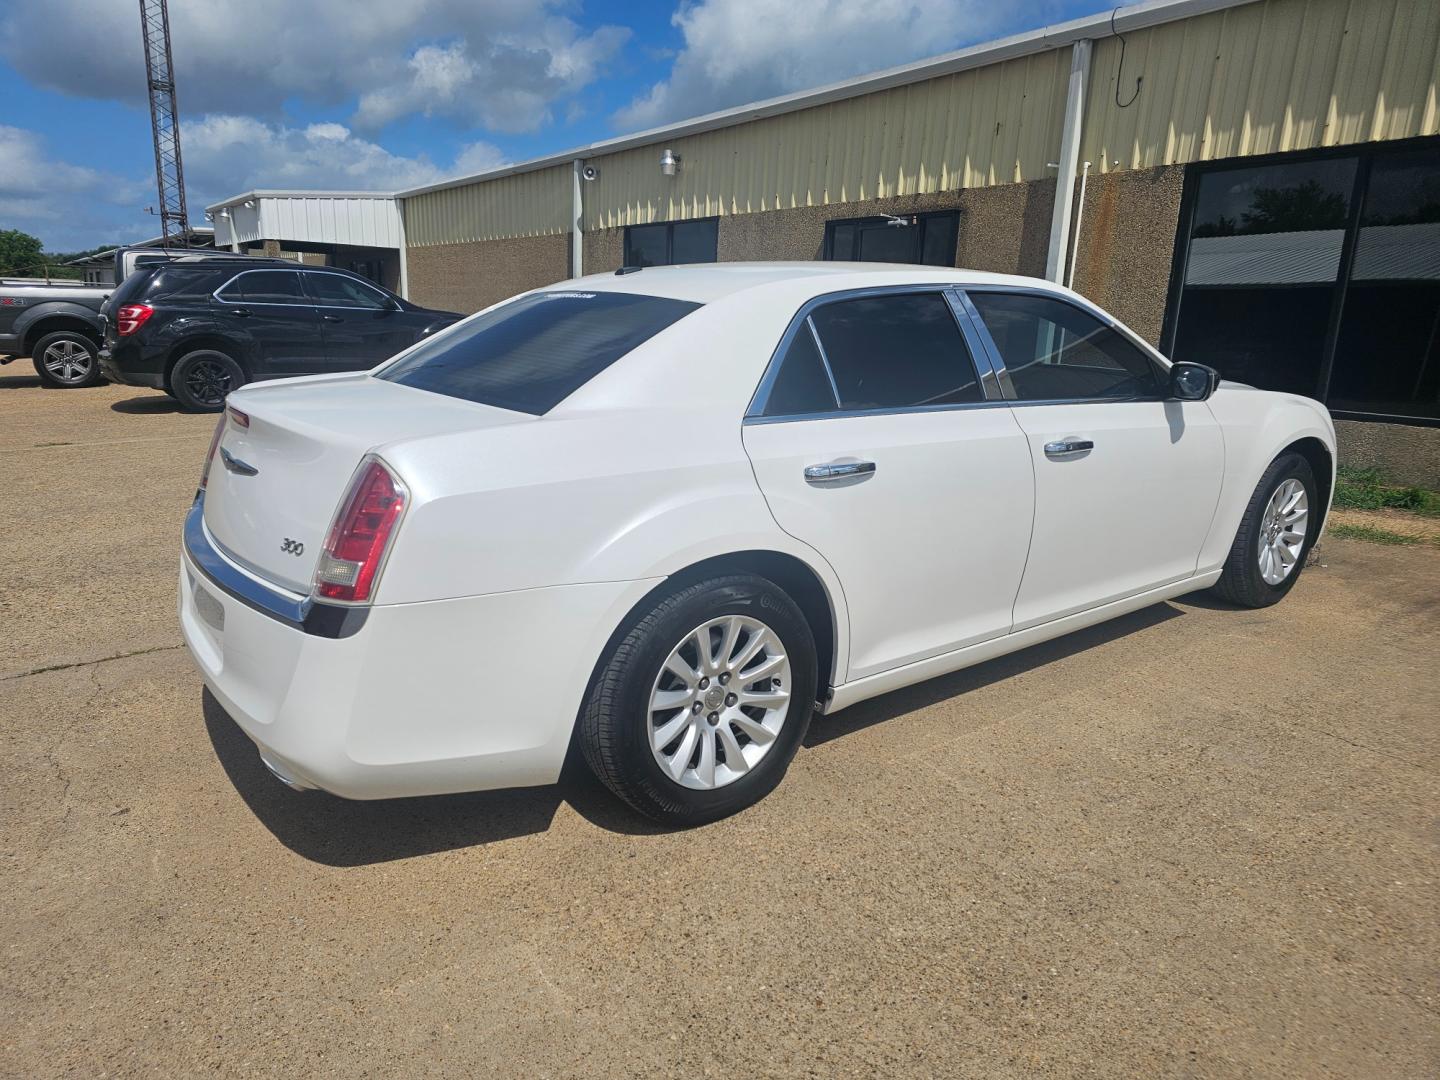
[[197, 416, 225, 494], [313, 458, 407, 604], [116, 303, 154, 336]]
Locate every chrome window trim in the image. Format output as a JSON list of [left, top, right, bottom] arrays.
[[743, 398, 1017, 426], [212, 267, 401, 311], [745, 283, 1001, 420], [804, 315, 843, 410], [959, 285, 1172, 406]]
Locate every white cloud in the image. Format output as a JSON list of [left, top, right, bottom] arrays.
[[614, 0, 1020, 131], [183, 116, 450, 197], [0, 125, 150, 249], [0, 0, 629, 137]]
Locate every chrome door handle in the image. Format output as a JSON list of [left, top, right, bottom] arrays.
[[1043, 439, 1094, 458], [804, 460, 876, 484], [321, 314, 342, 322]]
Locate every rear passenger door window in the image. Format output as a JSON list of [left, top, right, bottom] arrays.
[[967, 291, 1163, 401], [761, 291, 983, 416]]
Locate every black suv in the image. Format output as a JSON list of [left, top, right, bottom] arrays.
[[99, 258, 461, 410]]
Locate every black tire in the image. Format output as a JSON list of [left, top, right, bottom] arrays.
[[170, 349, 244, 412], [31, 330, 103, 388], [580, 574, 818, 826], [1210, 451, 1317, 608]]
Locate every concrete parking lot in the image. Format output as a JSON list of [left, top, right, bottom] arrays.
[[2, 370, 1437, 1078]]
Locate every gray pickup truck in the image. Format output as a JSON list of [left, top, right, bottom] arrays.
[[0, 278, 111, 388]]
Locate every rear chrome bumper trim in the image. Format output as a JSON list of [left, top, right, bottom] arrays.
[[184, 496, 369, 639]]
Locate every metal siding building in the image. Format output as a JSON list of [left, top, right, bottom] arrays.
[[390, 0, 1440, 481]]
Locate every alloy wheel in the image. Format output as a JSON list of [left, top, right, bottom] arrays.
[[41, 340, 94, 384], [648, 615, 792, 790], [1258, 478, 1308, 585], [185, 359, 233, 407]]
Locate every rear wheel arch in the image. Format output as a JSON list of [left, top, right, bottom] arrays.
[[22, 315, 100, 355], [165, 335, 250, 390], [591, 550, 841, 703]]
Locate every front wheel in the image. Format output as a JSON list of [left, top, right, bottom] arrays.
[[170, 349, 244, 412], [1211, 451, 1317, 608], [32, 330, 103, 388], [579, 574, 818, 825]]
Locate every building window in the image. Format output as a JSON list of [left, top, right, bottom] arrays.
[[1166, 137, 1440, 423], [623, 218, 719, 267], [822, 211, 959, 266]]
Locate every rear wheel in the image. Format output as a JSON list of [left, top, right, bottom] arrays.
[[1211, 451, 1317, 608], [580, 574, 818, 825], [170, 350, 244, 412], [32, 330, 103, 388]]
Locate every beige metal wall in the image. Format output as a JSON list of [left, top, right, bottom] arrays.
[[404, 164, 571, 247], [1083, 0, 1440, 170], [402, 0, 1439, 243], [582, 49, 1071, 229]]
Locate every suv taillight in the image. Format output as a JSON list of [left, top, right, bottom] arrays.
[[116, 303, 154, 336], [313, 458, 407, 604], [197, 415, 225, 494]]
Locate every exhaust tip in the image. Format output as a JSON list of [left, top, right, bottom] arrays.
[[258, 751, 316, 792]]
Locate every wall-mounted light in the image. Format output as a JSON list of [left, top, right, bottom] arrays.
[[218, 209, 231, 219], [659, 148, 681, 177], [204, 210, 215, 222], [243, 199, 255, 209]]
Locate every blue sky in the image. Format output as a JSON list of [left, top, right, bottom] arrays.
[[0, 0, 1112, 253]]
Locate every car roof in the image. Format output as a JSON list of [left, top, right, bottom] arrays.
[[563, 262, 1065, 304]]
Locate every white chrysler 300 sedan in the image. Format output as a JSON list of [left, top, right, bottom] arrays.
[[181, 264, 1335, 823]]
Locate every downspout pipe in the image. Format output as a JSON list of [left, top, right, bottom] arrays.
[[1045, 38, 1092, 284], [396, 198, 410, 300], [571, 158, 585, 279]]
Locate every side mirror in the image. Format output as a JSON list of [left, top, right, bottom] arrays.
[[1169, 361, 1219, 402]]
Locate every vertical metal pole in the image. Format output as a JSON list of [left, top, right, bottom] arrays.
[[1067, 161, 1091, 289], [1046, 39, 1091, 283], [396, 198, 410, 300], [571, 159, 585, 279]]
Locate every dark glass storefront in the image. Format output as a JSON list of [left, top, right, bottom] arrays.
[[1164, 137, 1440, 424]]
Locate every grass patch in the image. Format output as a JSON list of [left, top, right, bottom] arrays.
[[1328, 522, 1422, 546], [1332, 465, 1440, 518]]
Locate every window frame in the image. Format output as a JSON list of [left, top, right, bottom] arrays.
[[1161, 133, 1440, 427], [213, 268, 309, 307], [745, 284, 1008, 422], [822, 210, 960, 266], [622, 217, 720, 267], [300, 268, 398, 311], [958, 285, 1173, 406]]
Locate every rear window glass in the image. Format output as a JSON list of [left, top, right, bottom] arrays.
[[139, 267, 228, 300], [378, 291, 701, 414]]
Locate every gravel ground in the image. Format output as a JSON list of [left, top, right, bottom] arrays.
[[2, 372, 1437, 1078]]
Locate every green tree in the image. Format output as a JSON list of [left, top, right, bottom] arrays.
[[0, 228, 45, 276]]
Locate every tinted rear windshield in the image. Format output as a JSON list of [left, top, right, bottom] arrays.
[[377, 290, 700, 414]]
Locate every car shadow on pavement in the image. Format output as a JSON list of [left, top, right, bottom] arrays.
[[806, 601, 1185, 747], [202, 690, 665, 866], [111, 393, 184, 414]]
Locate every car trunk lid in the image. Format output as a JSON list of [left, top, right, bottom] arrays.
[[202, 374, 528, 593]]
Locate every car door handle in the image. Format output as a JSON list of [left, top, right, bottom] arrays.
[[1043, 439, 1094, 458], [804, 460, 876, 484], [228, 307, 252, 318], [320, 314, 342, 322]]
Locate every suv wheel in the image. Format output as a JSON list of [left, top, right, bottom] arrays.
[[579, 574, 818, 825], [170, 350, 245, 412], [32, 331, 103, 388]]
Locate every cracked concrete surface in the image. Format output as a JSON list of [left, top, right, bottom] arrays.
[[2, 372, 1437, 1078]]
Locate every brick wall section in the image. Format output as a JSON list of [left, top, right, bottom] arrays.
[[406, 234, 570, 314], [1068, 165, 1186, 346]]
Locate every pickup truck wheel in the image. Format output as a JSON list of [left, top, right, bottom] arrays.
[[32, 331, 103, 388], [1210, 451, 1317, 608], [171, 350, 244, 412], [580, 574, 818, 826]]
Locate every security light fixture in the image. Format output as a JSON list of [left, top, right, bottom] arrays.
[[660, 148, 681, 177]]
